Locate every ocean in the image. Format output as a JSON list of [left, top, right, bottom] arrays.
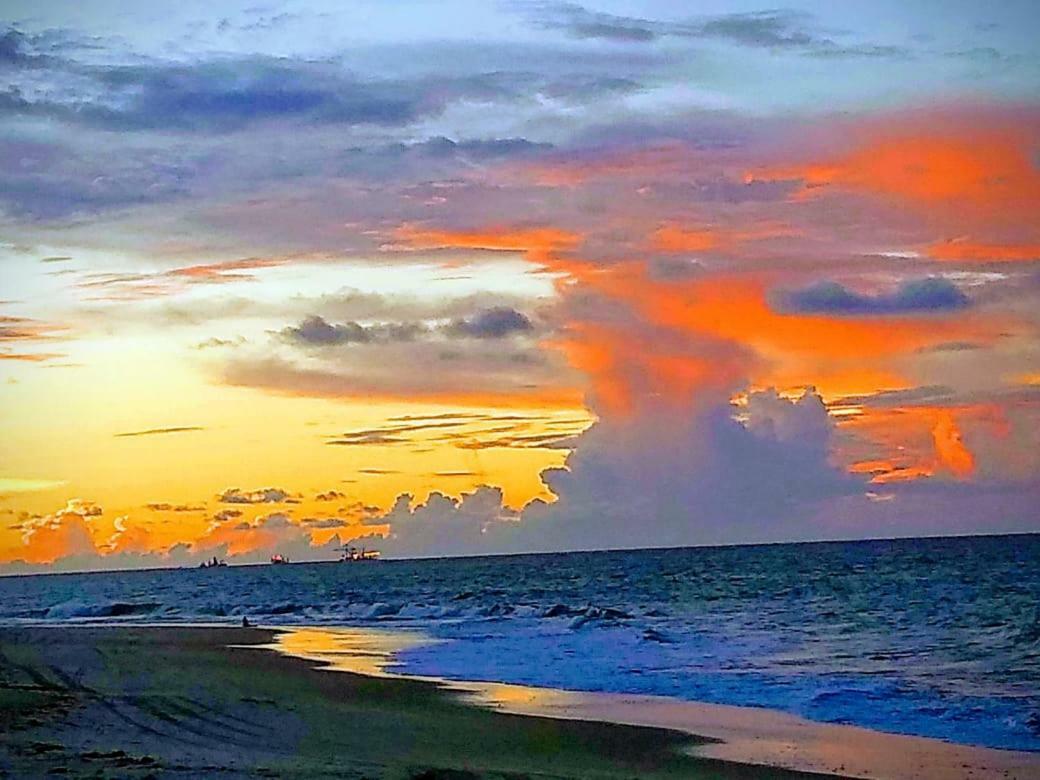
[[1, 534, 1038, 751]]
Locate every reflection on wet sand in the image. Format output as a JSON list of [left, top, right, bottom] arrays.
[[270, 626, 1040, 780]]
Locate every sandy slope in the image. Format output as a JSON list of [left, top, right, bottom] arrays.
[[0, 625, 835, 779]]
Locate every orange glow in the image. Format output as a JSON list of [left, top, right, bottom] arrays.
[[926, 238, 1040, 263], [591, 271, 993, 364], [747, 129, 1040, 216], [537, 255, 1004, 423], [390, 224, 582, 261], [224, 372, 586, 412], [167, 256, 288, 282], [842, 405, 997, 483], [0, 352, 65, 361], [651, 225, 720, 253], [650, 223, 800, 254], [848, 459, 935, 484], [932, 410, 974, 479]]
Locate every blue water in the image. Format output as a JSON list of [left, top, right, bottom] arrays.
[[1, 535, 1038, 751]]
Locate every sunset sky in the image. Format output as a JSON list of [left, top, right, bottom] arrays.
[[1, 0, 1038, 571]]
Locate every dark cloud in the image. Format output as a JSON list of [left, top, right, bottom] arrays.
[[218, 487, 292, 504], [327, 432, 408, 446], [779, 278, 970, 315], [445, 307, 534, 338], [698, 10, 817, 48], [5, 57, 469, 132], [282, 307, 535, 347], [454, 431, 577, 450], [300, 517, 350, 529], [280, 315, 426, 346], [1, 37, 631, 135], [314, 490, 346, 502], [0, 29, 26, 63], [325, 419, 474, 447], [0, 28, 57, 68], [530, 4, 821, 47], [527, 4, 909, 59], [114, 426, 204, 438], [836, 385, 957, 409], [396, 136, 553, 160]]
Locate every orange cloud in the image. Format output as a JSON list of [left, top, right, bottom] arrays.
[[3, 500, 102, 565], [390, 224, 582, 262], [842, 404, 998, 483], [744, 111, 1040, 245], [649, 222, 801, 256], [167, 256, 288, 282], [749, 130, 1040, 209], [223, 358, 585, 411], [534, 251, 1008, 422], [0, 351, 66, 362], [926, 238, 1040, 263], [611, 273, 993, 365], [650, 225, 721, 254], [931, 410, 974, 479]]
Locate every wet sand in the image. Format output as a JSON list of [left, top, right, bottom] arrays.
[[267, 626, 1040, 780], [0, 624, 833, 779], [2, 625, 1037, 779]]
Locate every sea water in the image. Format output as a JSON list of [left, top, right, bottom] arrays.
[[1, 534, 1037, 751]]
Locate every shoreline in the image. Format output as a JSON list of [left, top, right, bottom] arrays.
[[0, 624, 828, 779], [2, 624, 1038, 779], [264, 625, 1040, 780]]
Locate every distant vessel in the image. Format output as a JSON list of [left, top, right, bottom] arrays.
[[339, 545, 380, 562], [269, 554, 290, 565], [199, 557, 227, 569]]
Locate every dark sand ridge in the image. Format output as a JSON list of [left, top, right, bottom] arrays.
[[0, 625, 838, 779]]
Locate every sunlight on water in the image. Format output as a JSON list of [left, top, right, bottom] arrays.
[[270, 625, 580, 713], [268, 626, 436, 677]]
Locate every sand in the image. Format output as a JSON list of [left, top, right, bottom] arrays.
[[0, 625, 830, 779], [264, 625, 1040, 780], [1, 624, 1037, 779]]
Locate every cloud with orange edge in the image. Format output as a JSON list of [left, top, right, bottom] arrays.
[[747, 128, 1040, 214], [388, 223, 582, 262], [926, 238, 1040, 263]]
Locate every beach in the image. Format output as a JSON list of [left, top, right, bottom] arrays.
[[2, 626, 1038, 779]]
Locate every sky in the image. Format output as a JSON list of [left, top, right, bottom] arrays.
[[1, 1, 1038, 572]]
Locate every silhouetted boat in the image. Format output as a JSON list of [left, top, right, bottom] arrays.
[[339, 545, 380, 562], [269, 554, 290, 565], [199, 557, 227, 568]]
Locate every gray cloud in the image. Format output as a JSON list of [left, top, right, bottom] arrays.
[[370, 389, 865, 557], [114, 426, 204, 438], [280, 315, 426, 346], [3, 50, 504, 133], [444, 307, 534, 338], [218, 487, 292, 504], [282, 307, 535, 347], [779, 278, 970, 315], [300, 517, 350, 529], [526, 4, 910, 59], [530, 4, 818, 47]]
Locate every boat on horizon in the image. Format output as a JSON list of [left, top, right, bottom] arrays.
[[338, 545, 380, 562], [199, 557, 227, 568], [270, 554, 290, 565]]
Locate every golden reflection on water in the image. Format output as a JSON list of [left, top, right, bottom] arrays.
[[269, 627, 435, 677], [270, 626, 578, 713]]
